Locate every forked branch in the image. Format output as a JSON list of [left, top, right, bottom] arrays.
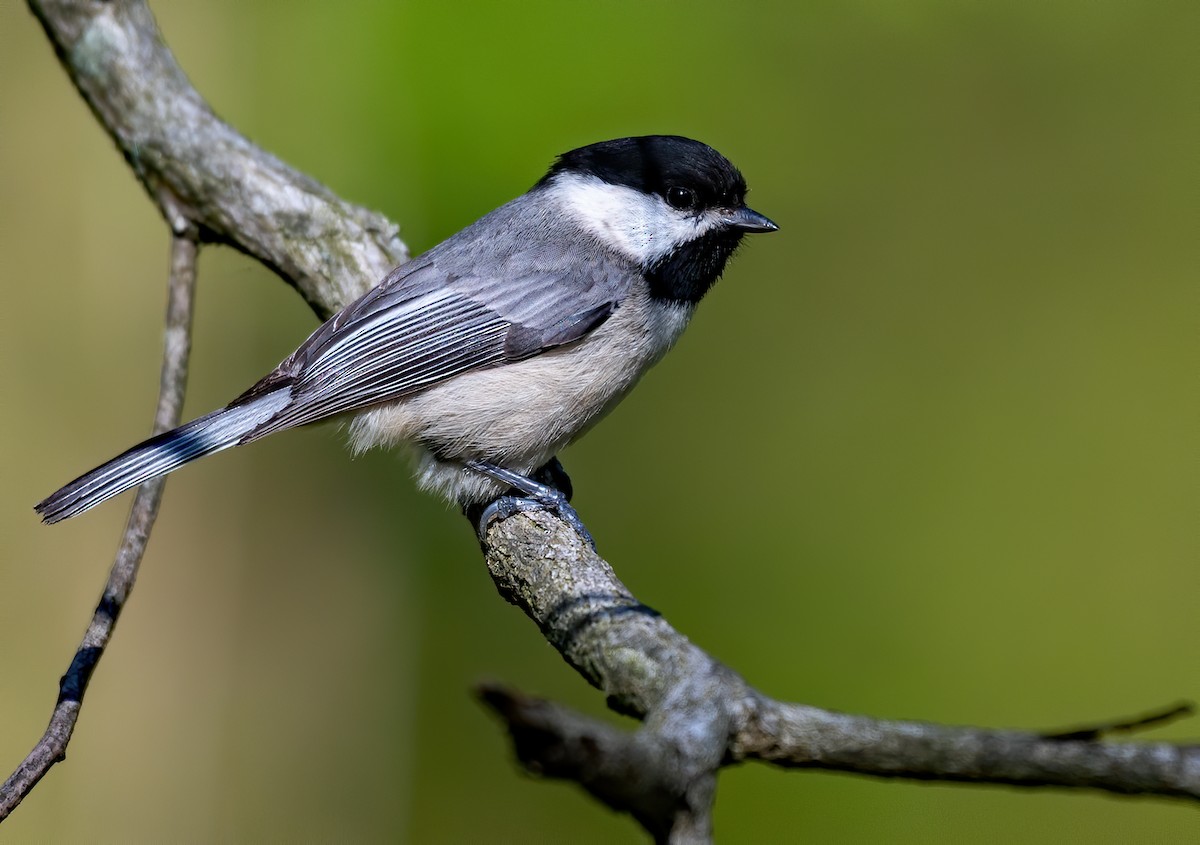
[[475, 511, 1198, 841], [6, 1, 1197, 841]]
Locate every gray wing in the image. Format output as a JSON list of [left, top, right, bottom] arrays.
[[235, 209, 633, 442]]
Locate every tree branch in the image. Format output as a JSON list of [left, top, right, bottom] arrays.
[[0, 230, 198, 822], [8, 0, 1197, 839], [28, 0, 408, 319], [476, 511, 1199, 841], [5, 0, 408, 820]]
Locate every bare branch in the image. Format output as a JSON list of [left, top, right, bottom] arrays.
[[1042, 702, 1195, 742], [28, 0, 407, 318], [0, 233, 198, 821], [5, 0, 409, 816], [478, 684, 699, 844], [11, 0, 1197, 840], [732, 698, 1200, 796], [478, 510, 1199, 840]]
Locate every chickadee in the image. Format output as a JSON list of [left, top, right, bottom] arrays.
[[36, 136, 777, 536]]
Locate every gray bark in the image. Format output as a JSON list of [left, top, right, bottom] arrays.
[[4, 1, 1196, 840]]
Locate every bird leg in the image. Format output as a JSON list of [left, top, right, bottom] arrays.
[[466, 458, 595, 549]]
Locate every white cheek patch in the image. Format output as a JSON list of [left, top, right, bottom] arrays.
[[547, 173, 721, 266]]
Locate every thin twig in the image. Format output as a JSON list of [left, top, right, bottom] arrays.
[[7, 0, 404, 820], [0, 234, 199, 821], [13, 1, 1198, 841], [1042, 701, 1196, 742]]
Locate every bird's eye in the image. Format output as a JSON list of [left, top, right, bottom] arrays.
[[666, 186, 698, 211]]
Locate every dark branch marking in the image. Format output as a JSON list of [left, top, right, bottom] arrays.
[[8, 0, 1199, 840], [56, 648, 103, 705], [478, 510, 1200, 838], [5, 0, 409, 821], [544, 594, 663, 645], [95, 593, 120, 622], [1, 227, 200, 820]]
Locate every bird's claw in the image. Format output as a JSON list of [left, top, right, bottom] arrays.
[[466, 459, 595, 549]]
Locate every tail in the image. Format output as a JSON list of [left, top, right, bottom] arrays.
[[35, 391, 290, 524]]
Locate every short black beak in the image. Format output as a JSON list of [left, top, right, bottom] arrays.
[[725, 206, 779, 233]]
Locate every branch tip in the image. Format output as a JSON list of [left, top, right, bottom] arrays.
[[1043, 701, 1195, 742]]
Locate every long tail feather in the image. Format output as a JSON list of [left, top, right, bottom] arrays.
[[35, 391, 289, 524]]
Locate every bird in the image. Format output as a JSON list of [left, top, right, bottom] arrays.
[[36, 135, 778, 539]]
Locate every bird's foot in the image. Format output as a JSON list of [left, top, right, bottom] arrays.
[[466, 458, 595, 549]]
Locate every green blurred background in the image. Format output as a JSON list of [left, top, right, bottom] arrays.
[[1, 1, 1195, 841]]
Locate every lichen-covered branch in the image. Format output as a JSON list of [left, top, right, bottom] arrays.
[[29, 0, 407, 318], [7, 0, 1196, 841], [478, 511, 1199, 841]]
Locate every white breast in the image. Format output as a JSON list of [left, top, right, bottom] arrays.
[[347, 284, 694, 503]]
